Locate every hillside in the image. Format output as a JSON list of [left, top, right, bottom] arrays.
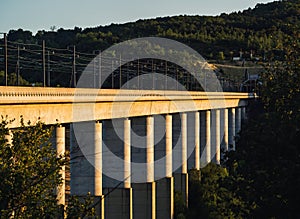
[[0, 0, 299, 85]]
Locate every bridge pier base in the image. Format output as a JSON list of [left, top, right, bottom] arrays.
[[229, 108, 236, 150], [132, 182, 156, 219], [222, 109, 229, 152], [174, 173, 188, 207], [56, 125, 65, 206], [200, 110, 211, 165], [194, 111, 200, 170], [235, 107, 242, 135], [104, 187, 132, 219], [156, 177, 174, 219], [99, 196, 105, 219], [241, 107, 247, 123]]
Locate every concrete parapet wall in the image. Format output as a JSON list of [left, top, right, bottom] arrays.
[[0, 86, 254, 128]]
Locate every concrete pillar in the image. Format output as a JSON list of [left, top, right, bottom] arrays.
[[156, 177, 174, 219], [124, 118, 131, 189], [70, 122, 102, 195], [147, 116, 154, 183], [104, 188, 133, 219], [214, 110, 221, 164], [133, 182, 156, 219], [56, 125, 65, 206], [124, 118, 133, 219], [132, 115, 156, 219], [181, 113, 187, 174], [174, 113, 188, 207], [147, 116, 156, 219], [105, 118, 132, 219], [95, 121, 102, 196], [156, 114, 174, 219], [235, 108, 242, 135], [223, 109, 229, 152], [205, 110, 211, 164], [165, 114, 172, 178], [166, 114, 174, 218], [94, 121, 104, 218], [195, 112, 200, 170], [229, 108, 236, 150], [241, 107, 247, 123]]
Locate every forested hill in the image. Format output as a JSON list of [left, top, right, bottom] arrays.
[[5, 0, 300, 59]]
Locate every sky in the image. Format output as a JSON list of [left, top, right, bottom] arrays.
[[0, 0, 275, 34]]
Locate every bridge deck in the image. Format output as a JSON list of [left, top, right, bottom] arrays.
[[0, 86, 255, 127]]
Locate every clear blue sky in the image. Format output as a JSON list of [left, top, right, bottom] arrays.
[[0, 0, 274, 34]]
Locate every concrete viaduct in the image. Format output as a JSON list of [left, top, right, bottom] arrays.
[[0, 86, 255, 218]]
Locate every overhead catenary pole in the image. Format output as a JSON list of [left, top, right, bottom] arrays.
[[165, 60, 168, 90], [42, 40, 46, 87], [47, 51, 50, 87], [176, 66, 179, 90], [152, 59, 154, 90], [93, 53, 96, 88], [119, 54, 122, 88], [111, 60, 114, 88], [137, 58, 140, 89], [98, 51, 101, 88], [73, 45, 76, 87], [4, 33, 8, 86], [17, 45, 20, 86]]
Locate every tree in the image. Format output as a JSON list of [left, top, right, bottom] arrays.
[[224, 34, 300, 218], [0, 117, 95, 218], [0, 117, 64, 218], [187, 165, 249, 219]]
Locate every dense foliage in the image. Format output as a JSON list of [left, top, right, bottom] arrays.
[[0, 118, 96, 218], [0, 0, 299, 86], [180, 32, 300, 218], [5, 0, 300, 58]]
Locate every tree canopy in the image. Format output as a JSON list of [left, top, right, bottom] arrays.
[[0, 118, 96, 218], [0, 0, 299, 86]]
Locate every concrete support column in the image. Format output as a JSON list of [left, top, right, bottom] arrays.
[[147, 116, 154, 183], [133, 182, 156, 219], [147, 116, 156, 219], [157, 114, 174, 219], [214, 110, 221, 164], [124, 118, 131, 189], [223, 109, 229, 152], [95, 121, 102, 196], [228, 108, 236, 150], [105, 118, 133, 219], [194, 111, 200, 170], [165, 114, 172, 178], [132, 116, 156, 219], [94, 121, 104, 218], [235, 108, 242, 136], [241, 107, 247, 127], [205, 110, 211, 164], [157, 177, 174, 219], [181, 113, 187, 174], [56, 125, 65, 206], [174, 113, 188, 207], [124, 118, 133, 219], [132, 115, 156, 219]]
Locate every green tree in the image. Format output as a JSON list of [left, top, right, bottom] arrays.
[[0, 117, 96, 218], [187, 165, 249, 219], [0, 117, 64, 218], [224, 35, 300, 218]]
